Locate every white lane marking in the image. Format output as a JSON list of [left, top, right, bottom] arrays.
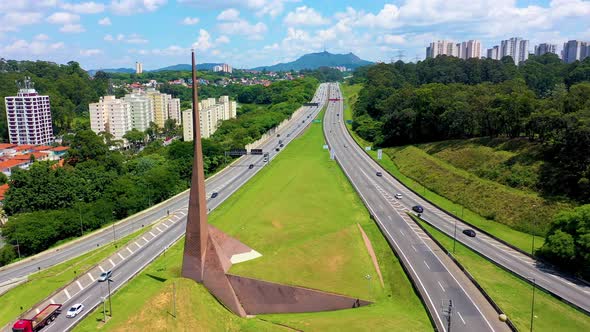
[[457, 311, 466, 324], [411, 245, 417, 252], [87, 273, 95, 282], [400, 229, 405, 236], [64, 288, 71, 299], [118, 252, 125, 260], [50, 298, 55, 304], [162, 222, 170, 228], [424, 261, 431, 270], [438, 281, 446, 292], [99, 265, 105, 273], [109, 259, 115, 267], [80, 295, 91, 305], [127, 247, 133, 254], [142, 236, 149, 243], [76, 280, 83, 290], [156, 226, 163, 232], [149, 231, 156, 237], [135, 241, 142, 248]]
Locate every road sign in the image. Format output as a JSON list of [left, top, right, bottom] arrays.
[[346, 120, 353, 124], [250, 148, 263, 155], [323, 144, 329, 150], [330, 150, 335, 160], [377, 149, 383, 160], [313, 119, 321, 123], [365, 146, 372, 151], [228, 149, 247, 156]]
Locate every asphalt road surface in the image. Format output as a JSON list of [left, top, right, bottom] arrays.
[[5, 84, 330, 332], [324, 83, 509, 332]]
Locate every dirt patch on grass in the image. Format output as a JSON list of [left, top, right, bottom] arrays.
[[357, 224, 384, 287]]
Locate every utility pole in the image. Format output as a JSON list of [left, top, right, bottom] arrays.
[[172, 282, 177, 318], [453, 217, 457, 254], [15, 235, 21, 259], [107, 278, 113, 317], [396, 50, 405, 62]]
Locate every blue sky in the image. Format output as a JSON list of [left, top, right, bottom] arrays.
[[0, 0, 589, 70]]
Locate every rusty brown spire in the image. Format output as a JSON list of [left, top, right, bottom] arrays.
[[181, 49, 209, 282]]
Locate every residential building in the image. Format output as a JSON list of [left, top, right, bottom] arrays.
[[4, 78, 54, 145], [459, 40, 482, 59], [135, 61, 143, 74], [123, 91, 153, 132], [500, 37, 529, 64], [183, 96, 237, 141], [89, 95, 132, 141], [562, 40, 589, 63], [534, 43, 558, 56], [426, 40, 459, 58], [486, 45, 501, 60], [213, 63, 233, 73], [168, 98, 182, 125], [146, 88, 171, 128]]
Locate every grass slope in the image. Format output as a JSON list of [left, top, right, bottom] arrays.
[[75, 110, 430, 331], [415, 218, 590, 332], [0, 227, 150, 327]]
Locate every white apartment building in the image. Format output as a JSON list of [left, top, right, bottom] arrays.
[[123, 91, 153, 132], [500, 37, 529, 64], [459, 40, 482, 59], [89, 96, 132, 141], [534, 43, 558, 56], [183, 96, 237, 141], [146, 88, 171, 128], [168, 98, 181, 125], [4, 78, 54, 145], [213, 64, 233, 73], [562, 40, 590, 64], [486, 46, 501, 60], [135, 62, 143, 74], [426, 40, 459, 58]]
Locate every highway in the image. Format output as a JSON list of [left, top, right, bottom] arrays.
[[3, 84, 329, 332], [327, 82, 590, 314], [324, 83, 509, 332]]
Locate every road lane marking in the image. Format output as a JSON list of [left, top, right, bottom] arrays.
[[142, 236, 149, 243], [76, 280, 83, 290], [400, 230, 405, 236], [423, 261, 431, 270], [135, 241, 142, 248], [50, 298, 55, 304], [99, 265, 105, 272], [127, 247, 133, 254], [109, 259, 115, 267], [64, 288, 71, 299], [438, 281, 446, 292], [149, 231, 156, 237], [156, 226, 163, 232], [118, 252, 125, 260], [87, 273, 95, 282], [457, 311, 466, 324], [162, 222, 170, 228], [411, 245, 417, 252]]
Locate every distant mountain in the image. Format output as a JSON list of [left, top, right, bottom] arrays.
[[87, 63, 223, 76], [252, 51, 373, 71], [87, 68, 135, 76]]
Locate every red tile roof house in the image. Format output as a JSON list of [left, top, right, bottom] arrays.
[[0, 159, 30, 177]]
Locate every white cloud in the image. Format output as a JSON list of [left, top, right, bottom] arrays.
[[80, 49, 103, 56], [215, 35, 230, 44], [0, 39, 64, 56], [178, 0, 291, 18], [378, 34, 406, 45], [61, 2, 105, 14], [104, 33, 148, 43], [46, 12, 80, 25], [60, 24, 85, 33], [284, 6, 329, 26], [34, 34, 50, 41], [181, 17, 200, 25], [110, 0, 167, 15], [0, 0, 57, 11], [218, 19, 267, 40], [0, 12, 43, 32], [192, 29, 212, 51], [217, 8, 240, 21], [98, 17, 112, 25]]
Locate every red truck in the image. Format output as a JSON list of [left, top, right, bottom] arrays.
[[12, 304, 62, 332]]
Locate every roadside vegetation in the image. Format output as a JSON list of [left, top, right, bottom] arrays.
[[0, 227, 149, 327], [414, 217, 590, 332], [75, 110, 431, 331], [346, 54, 590, 278]]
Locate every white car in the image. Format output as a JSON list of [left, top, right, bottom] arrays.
[[394, 193, 402, 199], [66, 303, 84, 318]]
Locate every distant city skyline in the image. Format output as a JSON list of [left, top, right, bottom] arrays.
[[1, 1, 589, 69]]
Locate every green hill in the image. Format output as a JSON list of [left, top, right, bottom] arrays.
[[253, 51, 373, 71]]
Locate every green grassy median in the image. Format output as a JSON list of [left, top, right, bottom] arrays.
[[75, 108, 431, 331], [414, 217, 590, 332]]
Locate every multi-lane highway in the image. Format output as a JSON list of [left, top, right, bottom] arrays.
[[2, 84, 330, 332], [324, 83, 509, 332], [326, 82, 590, 314]]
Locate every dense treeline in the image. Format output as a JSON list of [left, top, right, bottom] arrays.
[[0, 59, 108, 140], [301, 67, 344, 82], [0, 77, 318, 265], [350, 54, 590, 278]]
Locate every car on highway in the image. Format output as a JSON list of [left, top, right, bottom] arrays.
[[275, 148, 280, 151], [98, 270, 112, 282], [277, 134, 280, 137], [248, 164, 254, 169], [463, 229, 476, 237], [287, 134, 290, 137], [280, 144, 284, 147], [211, 192, 218, 199], [412, 205, 424, 213], [376, 172, 382, 177], [394, 193, 403, 199], [263, 157, 268, 162], [66, 303, 84, 318]]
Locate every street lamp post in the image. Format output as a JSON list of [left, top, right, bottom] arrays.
[[107, 278, 113, 317], [530, 277, 536, 332]]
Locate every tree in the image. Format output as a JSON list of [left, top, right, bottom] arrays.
[[124, 129, 146, 152]]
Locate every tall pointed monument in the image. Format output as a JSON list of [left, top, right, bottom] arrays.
[[182, 50, 370, 316]]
